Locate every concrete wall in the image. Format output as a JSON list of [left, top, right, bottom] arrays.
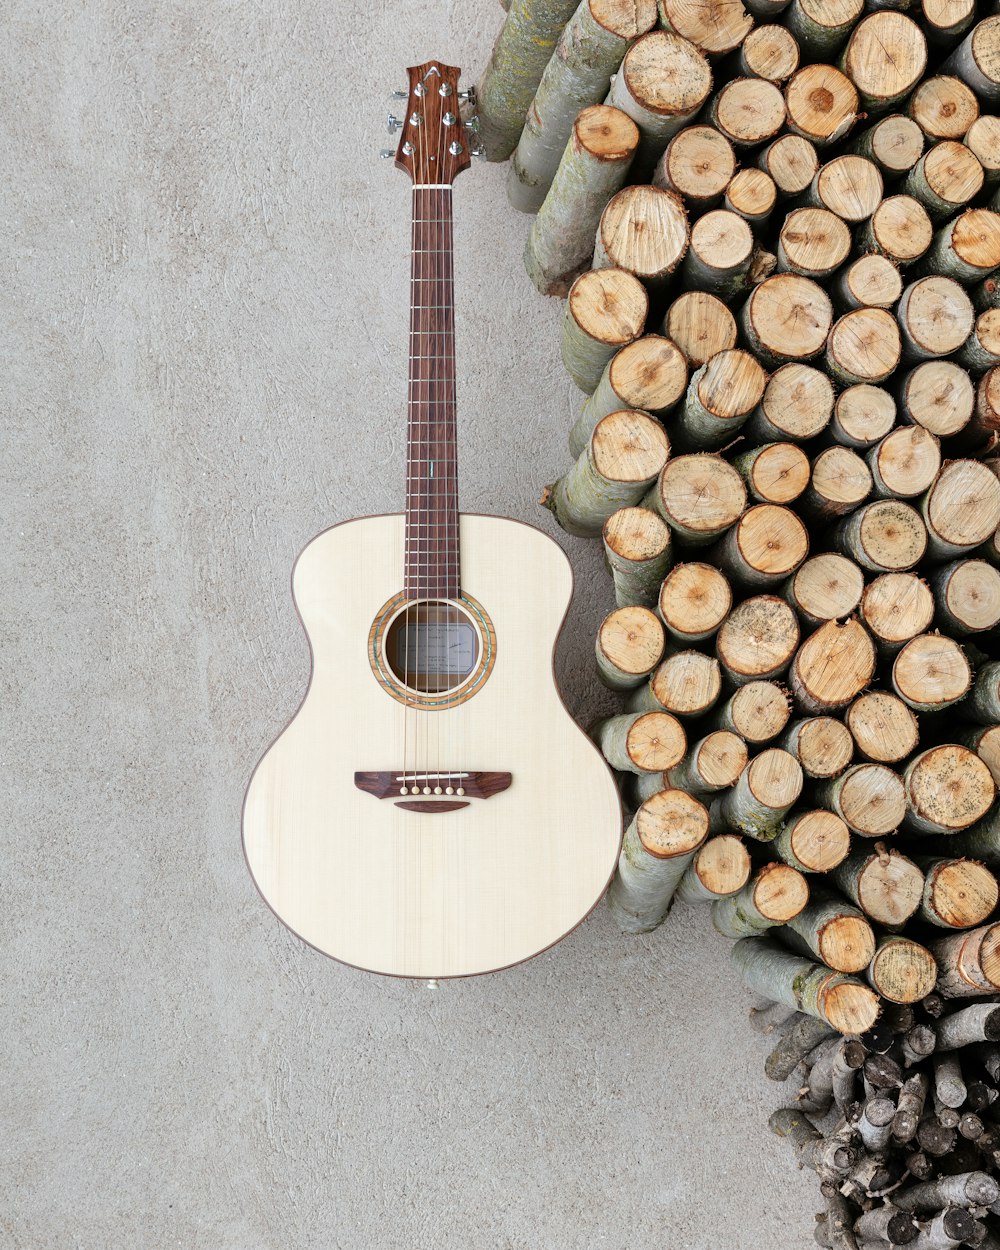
[[3, 2, 817, 1244]]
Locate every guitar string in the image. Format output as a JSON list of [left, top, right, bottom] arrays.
[[436, 98, 449, 797]]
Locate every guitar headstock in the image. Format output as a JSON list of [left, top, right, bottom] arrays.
[[385, 61, 480, 186]]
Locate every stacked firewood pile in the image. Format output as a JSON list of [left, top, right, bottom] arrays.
[[476, 0, 1000, 1241]]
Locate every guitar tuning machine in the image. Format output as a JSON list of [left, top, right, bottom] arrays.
[[387, 113, 403, 133], [458, 87, 476, 105], [471, 143, 486, 160], [390, 89, 408, 100], [463, 116, 480, 133], [379, 149, 395, 160]]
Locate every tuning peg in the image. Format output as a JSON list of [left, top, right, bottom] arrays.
[[471, 143, 486, 159], [387, 113, 403, 133], [464, 116, 480, 133], [458, 87, 476, 104], [379, 149, 395, 160], [390, 89, 408, 100]]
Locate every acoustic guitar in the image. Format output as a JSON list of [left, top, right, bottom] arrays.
[[242, 60, 622, 979]]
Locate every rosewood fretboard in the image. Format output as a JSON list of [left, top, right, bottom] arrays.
[[405, 185, 459, 600]]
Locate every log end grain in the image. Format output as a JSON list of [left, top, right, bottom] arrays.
[[792, 618, 877, 712], [794, 716, 855, 779], [846, 690, 921, 764], [870, 939, 938, 1004], [636, 786, 710, 857], [785, 63, 859, 145], [927, 859, 1000, 929], [696, 730, 750, 790], [753, 860, 811, 922], [745, 443, 811, 505], [664, 291, 738, 366], [659, 562, 732, 639], [569, 267, 649, 346], [599, 604, 666, 677], [717, 595, 802, 683], [657, 453, 747, 538], [839, 763, 908, 837], [893, 633, 972, 710], [789, 553, 865, 623], [907, 744, 996, 832], [818, 913, 877, 974], [785, 808, 852, 872], [747, 747, 804, 811], [693, 833, 752, 896], [604, 506, 671, 563], [592, 410, 670, 484]]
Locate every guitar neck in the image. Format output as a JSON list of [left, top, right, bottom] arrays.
[[405, 184, 459, 600]]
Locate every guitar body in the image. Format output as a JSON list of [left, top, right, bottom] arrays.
[[243, 513, 623, 979]]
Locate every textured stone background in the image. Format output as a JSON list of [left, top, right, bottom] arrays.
[[3, 2, 817, 1245]]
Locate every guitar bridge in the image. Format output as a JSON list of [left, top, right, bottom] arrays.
[[354, 770, 511, 813]]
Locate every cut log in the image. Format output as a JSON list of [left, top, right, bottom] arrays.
[[783, 553, 865, 626], [606, 30, 713, 173], [723, 168, 779, 226], [572, 335, 687, 457], [800, 446, 872, 521], [964, 115, 1000, 185], [841, 12, 928, 110], [921, 0, 975, 45], [607, 787, 710, 931], [860, 573, 935, 653], [785, 897, 876, 974], [595, 604, 666, 689], [835, 500, 928, 572], [957, 723, 1000, 786], [777, 207, 852, 279], [846, 690, 921, 764], [662, 290, 738, 367], [676, 834, 752, 902], [731, 936, 880, 1033], [855, 1201, 921, 1245], [850, 114, 925, 175], [712, 504, 810, 588], [765, 1016, 837, 1083], [965, 661, 1000, 724], [789, 618, 877, 714], [560, 267, 648, 392], [759, 133, 819, 194], [732, 442, 810, 505], [936, 1004, 1000, 1049], [892, 633, 972, 712], [956, 308, 1000, 373], [894, 1172, 1000, 1215], [774, 808, 851, 873], [592, 184, 689, 283], [784, 63, 859, 146], [904, 745, 997, 834], [739, 25, 801, 84], [832, 255, 903, 312], [663, 729, 748, 794], [770, 1106, 857, 1180], [708, 679, 792, 744], [898, 276, 976, 362], [711, 747, 803, 840], [805, 154, 883, 222], [713, 862, 811, 936], [868, 936, 939, 1004], [975, 367, 1000, 440], [708, 77, 787, 149], [657, 0, 754, 55], [546, 409, 669, 536], [741, 273, 834, 365], [745, 363, 835, 443], [681, 210, 756, 297], [833, 845, 925, 926], [524, 106, 642, 295], [857, 1095, 897, 1154], [857, 195, 934, 268], [509, 3, 655, 213], [786, 0, 862, 59], [931, 558, 1000, 633], [829, 383, 896, 448], [815, 762, 907, 837], [644, 452, 746, 544], [780, 716, 854, 778], [603, 506, 673, 607], [596, 708, 687, 772], [653, 124, 735, 206], [825, 308, 902, 386], [899, 360, 974, 436], [867, 427, 942, 499], [657, 561, 732, 643], [909, 75, 979, 141], [918, 857, 1000, 929], [903, 140, 985, 220], [475, 0, 583, 161], [921, 459, 1000, 560], [941, 16, 1000, 104], [716, 593, 801, 686], [931, 924, 1000, 997], [629, 649, 723, 716]]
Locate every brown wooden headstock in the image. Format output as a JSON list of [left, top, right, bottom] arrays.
[[390, 61, 476, 186]]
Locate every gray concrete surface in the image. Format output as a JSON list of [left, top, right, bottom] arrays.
[[3, 3, 819, 1246]]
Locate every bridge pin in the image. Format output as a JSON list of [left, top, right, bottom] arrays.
[[399, 786, 407, 796], [410, 785, 420, 795], [423, 786, 431, 795], [445, 786, 453, 795], [456, 787, 465, 796], [434, 786, 443, 794]]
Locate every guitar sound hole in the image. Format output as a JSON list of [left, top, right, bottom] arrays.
[[384, 601, 481, 694]]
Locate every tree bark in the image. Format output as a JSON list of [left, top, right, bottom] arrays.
[[784, 897, 877, 974], [955, 308, 1000, 373], [476, 0, 583, 161], [941, 16, 1000, 103], [894, 1171, 999, 1214], [786, 0, 863, 58], [657, 561, 732, 643], [607, 787, 710, 932], [845, 689, 920, 763], [892, 633, 972, 712], [966, 660, 1000, 724], [716, 594, 801, 686], [560, 267, 648, 392], [509, 2, 655, 213], [789, 618, 876, 714], [935, 1004, 1000, 1050], [833, 845, 925, 926], [731, 936, 880, 1033], [780, 716, 855, 778], [595, 709, 687, 773], [712, 861, 811, 936], [545, 408, 668, 536], [931, 923, 1000, 997], [524, 106, 641, 295], [867, 426, 941, 499], [602, 505, 673, 607]]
